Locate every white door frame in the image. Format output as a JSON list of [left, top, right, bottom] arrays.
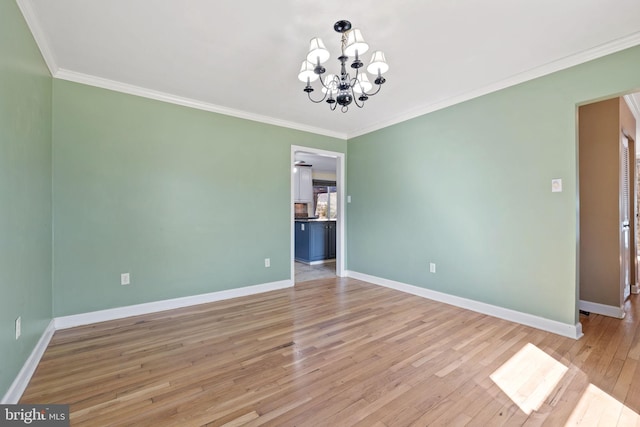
[[620, 134, 631, 302], [291, 145, 346, 281], [634, 153, 640, 295]]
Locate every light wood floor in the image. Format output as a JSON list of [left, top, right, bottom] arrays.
[[20, 278, 640, 426], [294, 261, 336, 283]]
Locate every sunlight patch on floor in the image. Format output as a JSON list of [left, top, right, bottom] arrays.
[[566, 383, 640, 426], [490, 343, 568, 415], [491, 343, 640, 425]]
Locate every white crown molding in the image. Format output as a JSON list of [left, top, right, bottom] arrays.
[[1, 320, 55, 404], [54, 69, 348, 141], [579, 300, 625, 319], [622, 94, 640, 158], [55, 279, 293, 329], [346, 270, 583, 339], [624, 94, 640, 121], [348, 31, 640, 139], [15, 0, 58, 75], [17, 0, 640, 142]]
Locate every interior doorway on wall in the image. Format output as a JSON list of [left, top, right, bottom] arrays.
[[291, 146, 346, 284], [577, 93, 639, 320]]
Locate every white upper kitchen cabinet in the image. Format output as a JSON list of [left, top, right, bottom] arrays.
[[294, 166, 313, 202]]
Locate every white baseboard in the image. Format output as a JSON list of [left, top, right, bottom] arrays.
[[3, 279, 294, 403], [55, 279, 293, 330], [632, 285, 640, 295], [1, 319, 56, 404], [310, 259, 336, 266], [294, 259, 336, 266], [4, 273, 586, 404], [346, 270, 583, 340], [578, 300, 625, 319]]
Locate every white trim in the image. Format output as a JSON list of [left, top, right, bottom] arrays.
[[632, 285, 640, 295], [15, 0, 58, 75], [3, 280, 292, 402], [2, 271, 585, 403], [294, 259, 336, 266], [15, 2, 640, 141], [575, 322, 583, 339], [578, 300, 626, 319], [290, 146, 347, 282], [1, 320, 56, 404], [310, 259, 336, 266], [335, 153, 347, 278], [347, 270, 583, 339], [54, 69, 347, 140], [55, 279, 292, 330], [348, 31, 640, 138], [624, 94, 640, 122]]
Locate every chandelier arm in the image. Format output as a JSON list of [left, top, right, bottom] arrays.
[[352, 91, 365, 109], [317, 74, 336, 91], [306, 90, 329, 104], [348, 68, 363, 108], [363, 84, 383, 97], [349, 66, 360, 87], [350, 67, 375, 99], [317, 76, 330, 90]]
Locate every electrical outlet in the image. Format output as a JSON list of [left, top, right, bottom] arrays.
[[265, 258, 271, 268], [429, 263, 436, 274], [121, 273, 130, 285], [15, 316, 21, 340]]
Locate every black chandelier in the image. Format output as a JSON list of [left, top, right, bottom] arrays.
[[298, 20, 389, 113]]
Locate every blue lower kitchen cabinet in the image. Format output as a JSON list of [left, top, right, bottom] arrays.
[[295, 220, 336, 263], [327, 221, 336, 259]]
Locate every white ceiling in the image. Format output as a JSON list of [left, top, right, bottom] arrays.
[[295, 152, 337, 174], [18, 0, 640, 139]]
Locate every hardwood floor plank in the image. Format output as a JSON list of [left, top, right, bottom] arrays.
[[19, 278, 640, 426]]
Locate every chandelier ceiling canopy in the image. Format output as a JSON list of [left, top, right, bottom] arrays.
[[297, 20, 389, 113]]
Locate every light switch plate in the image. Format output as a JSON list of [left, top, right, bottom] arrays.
[[121, 273, 130, 285], [551, 179, 562, 193]]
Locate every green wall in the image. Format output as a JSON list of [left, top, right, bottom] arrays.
[[347, 45, 640, 326], [0, 0, 53, 398], [52, 80, 345, 316], [3, 0, 640, 397]]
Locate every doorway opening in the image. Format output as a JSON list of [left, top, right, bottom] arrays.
[[577, 93, 639, 319], [290, 145, 346, 284]]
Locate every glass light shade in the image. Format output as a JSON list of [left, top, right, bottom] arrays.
[[321, 74, 338, 94], [344, 29, 369, 57], [298, 61, 319, 82], [366, 51, 389, 74], [306, 37, 330, 64], [353, 74, 373, 93]]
